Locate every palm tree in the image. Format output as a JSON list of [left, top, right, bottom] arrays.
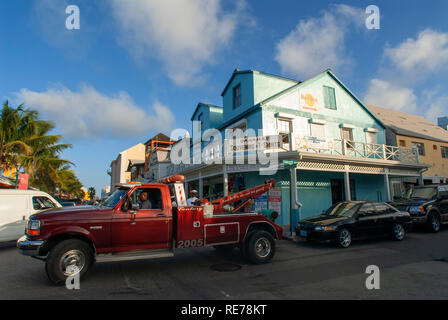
[[0, 101, 38, 172], [0, 101, 84, 195], [88, 187, 96, 201]]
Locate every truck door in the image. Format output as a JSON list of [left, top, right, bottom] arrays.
[[112, 187, 172, 252]]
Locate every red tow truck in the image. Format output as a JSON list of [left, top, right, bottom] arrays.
[[17, 175, 283, 284]]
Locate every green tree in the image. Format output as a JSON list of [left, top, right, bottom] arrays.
[[88, 187, 96, 201], [0, 101, 84, 197], [0, 101, 37, 172]]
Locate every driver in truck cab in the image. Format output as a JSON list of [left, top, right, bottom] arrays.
[[138, 191, 152, 209]]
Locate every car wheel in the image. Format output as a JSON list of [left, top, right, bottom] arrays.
[[392, 224, 405, 241], [246, 231, 276, 264], [336, 228, 352, 248], [427, 212, 441, 233], [45, 239, 93, 285]]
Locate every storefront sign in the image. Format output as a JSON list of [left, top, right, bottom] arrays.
[[254, 193, 268, 212], [293, 135, 334, 151], [268, 187, 282, 214], [300, 92, 319, 113]]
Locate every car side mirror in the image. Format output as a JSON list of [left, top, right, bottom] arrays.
[[131, 203, 140, 211]]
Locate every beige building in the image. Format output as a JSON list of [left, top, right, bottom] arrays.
[[368, 105, 448, 185], [108, 143, 145, 190]]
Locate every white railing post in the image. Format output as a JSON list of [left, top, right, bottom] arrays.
[[382, 144, 387, 160], [342, 139, 347, 156]]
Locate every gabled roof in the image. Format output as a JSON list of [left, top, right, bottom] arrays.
[[144, 133, 172, 145], [220, 68, 300, 97], [367, 105, 448, 143], [190, 102, 222, 121], [218, 69, 386, 130]]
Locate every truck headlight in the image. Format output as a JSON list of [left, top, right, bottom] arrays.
[[26, 220, 41, 236], [409, 206, 425, 214]]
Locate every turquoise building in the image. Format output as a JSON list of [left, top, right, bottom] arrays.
[[167, 69, 427, 235]]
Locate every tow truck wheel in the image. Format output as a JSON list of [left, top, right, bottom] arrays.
[[45, 239, 93, 285], [246, 231, 275, 264]]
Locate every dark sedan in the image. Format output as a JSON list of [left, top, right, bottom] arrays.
[[295, 201, 412, 248]]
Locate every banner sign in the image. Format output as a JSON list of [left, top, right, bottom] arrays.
[[293, 135, 334, 151], [18, 174, 29, 190]]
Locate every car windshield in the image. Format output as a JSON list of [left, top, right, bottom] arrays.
[[323, 202, 362, 217], [405, 187, 437, 200], [102, 189, 127, 208]]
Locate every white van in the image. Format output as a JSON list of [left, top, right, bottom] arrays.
[[0, 189, 62, 242]]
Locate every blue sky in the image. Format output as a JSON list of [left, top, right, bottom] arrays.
[[2, 0, 448, 194]]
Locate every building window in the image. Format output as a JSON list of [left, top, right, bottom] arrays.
[[399, 140, 406, 147], [442, 146, 448, 159], [412, 142, 425, 156], [278, 118, 292, 143], [366, 131, 378, 145], [310, 123, 325, 138], [342, 128, 354, 149], [433, 144, 438, 150], [323, 86, 337, 110], [233, 84, 241, 108]]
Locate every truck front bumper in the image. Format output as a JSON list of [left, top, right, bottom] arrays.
[[17, 236, 44, 256]]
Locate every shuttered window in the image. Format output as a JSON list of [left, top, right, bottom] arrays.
[[323, 86, 337, 110]]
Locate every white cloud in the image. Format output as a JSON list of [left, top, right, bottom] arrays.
[[364, 79, 418, 113], [385, 29, 448, 74], [109, 0, 247, 86], [15, 85, 175, 140], [275, 4, 364, 79], [425, 95, 448, 123]]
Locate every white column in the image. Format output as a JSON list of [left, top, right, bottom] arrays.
[[223, 166, 229, 197], [344, 165, 351, 201], [384, 168, 391, 201]]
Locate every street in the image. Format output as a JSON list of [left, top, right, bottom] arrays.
[[1, 227, 448, 300]]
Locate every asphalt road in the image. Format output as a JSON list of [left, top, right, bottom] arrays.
[[1, 226, 448, 300]]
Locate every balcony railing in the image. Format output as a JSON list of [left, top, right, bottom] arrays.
[[164, 134, 420, 176], [292, 138, 419, 164]]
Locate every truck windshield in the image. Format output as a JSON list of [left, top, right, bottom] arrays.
[[406, 187, 437, 200], [102, 190, 127, 208]]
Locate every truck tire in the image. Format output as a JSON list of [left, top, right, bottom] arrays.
[[246, 231, 275, 264], [427, 212, 441, 233], [45, 239, 94, 285]]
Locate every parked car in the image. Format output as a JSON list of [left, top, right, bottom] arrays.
[[295, 201, 412, 248], [0, 189, 62, 242], [54, 198, 77, 207], [391, 184, 448, 232]]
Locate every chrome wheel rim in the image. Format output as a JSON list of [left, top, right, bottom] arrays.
[[432, 216, 440, 231], [59, 250, 85, 276], [339, 230, 351, 247], [255, 237, 271, 258], [394, 225, 405, 240]]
